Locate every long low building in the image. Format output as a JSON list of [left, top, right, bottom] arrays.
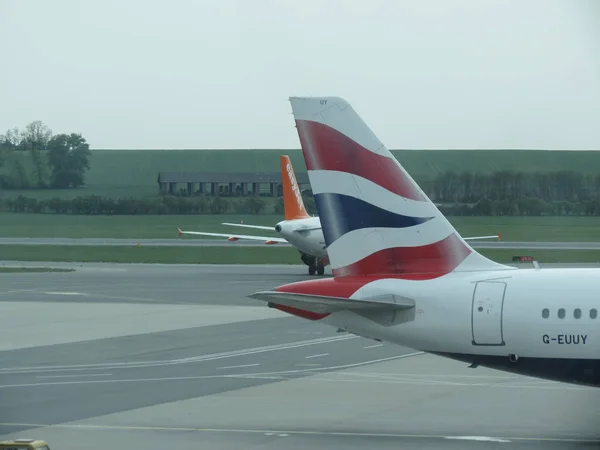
[[157, 171, 310, 196]]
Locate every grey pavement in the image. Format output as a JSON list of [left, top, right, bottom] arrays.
[[0, 237, 275, 247], [0, 264, 598, 450], [2, 237, 600, 250]]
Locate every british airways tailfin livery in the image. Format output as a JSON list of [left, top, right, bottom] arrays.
[[251, 96, 600, 388], [291, 96, 509, 278]]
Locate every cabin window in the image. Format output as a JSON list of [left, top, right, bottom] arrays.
[[558, 308, 566, 319], [574, 308, 582, 319], [542, 308, 549, 318], [591, 309, 598, 319]]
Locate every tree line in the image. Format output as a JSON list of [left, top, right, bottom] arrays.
[[429, 170, 600, 203], [0, 195, 279, 215], [0, 121, 92, 189]]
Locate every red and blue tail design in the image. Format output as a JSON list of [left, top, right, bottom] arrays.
[[289, 96, 510, 279]]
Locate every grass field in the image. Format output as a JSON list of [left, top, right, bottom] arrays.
[[1, 244, 600, 264], [0, 266, 74, 273], [2, 149, 600, 199], [1, 213, 600, 242]]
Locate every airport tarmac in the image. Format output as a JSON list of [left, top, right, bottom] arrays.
[[0, 264, 599, 449], [2, 236, 600, 250]]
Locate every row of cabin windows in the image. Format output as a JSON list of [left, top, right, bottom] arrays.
[[542, 308, 597, 319]]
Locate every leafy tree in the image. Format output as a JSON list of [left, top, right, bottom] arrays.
[[0, 127, 29, 187], [0, 127, 20, 170], [22, 121, 52, 187], [0, 127, 23, 151], [46, 133, 92, 188]]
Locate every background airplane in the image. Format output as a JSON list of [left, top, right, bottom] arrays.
[[251, 96, 600, 388], [178, 155, 499, 276], [178, 156, 329, 274]]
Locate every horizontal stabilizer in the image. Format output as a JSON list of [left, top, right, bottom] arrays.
[[222, 223, 275, 231], [249, 290, 415, 315], [177, 228, 287, 243]]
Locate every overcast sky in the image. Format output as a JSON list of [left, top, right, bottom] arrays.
[[1, 0, 599, 150]]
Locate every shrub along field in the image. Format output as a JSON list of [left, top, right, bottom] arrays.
[[3, 148, 600, 199]]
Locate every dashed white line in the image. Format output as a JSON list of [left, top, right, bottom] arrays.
[[305, 353, 329, 359], [36, 373, 112, 379], [0, 334, 357, 375], [445, 436, 511, 443], [42, 292, 88, 296], [0, 422, 593, 444], [216, 364, 260, 370], [363, 344, 383, 349], [0, 354, 426, 389]]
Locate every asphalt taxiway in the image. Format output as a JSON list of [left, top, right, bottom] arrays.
[[0, 263, 599, 449], [2, 237, 600, 250]]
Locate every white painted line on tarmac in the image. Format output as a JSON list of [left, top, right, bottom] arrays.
[[1, 368, 584, 392], [0, 334, 358, 375], [305, 353, 329, 359], [343, 372, 519, 379], [0, 354, 425, 389], [445, 436, 511, 443], [217, 364, 260, 370], [289, 374, 594, 391], [43, 292, 88, 296], [363, 344, 383, 349], [0, 422, 595, 444], [36, 373, 113, 379]]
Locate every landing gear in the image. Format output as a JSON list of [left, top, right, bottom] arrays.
[[308, 262, 324, 276], [300, 253, 326, 276], [316, 261, 325, 275]]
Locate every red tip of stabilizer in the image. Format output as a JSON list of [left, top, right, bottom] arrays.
[[265, 240, 278, 245], [498, 233, 501, 241], [228, 237, 239, 241], [177, 228, 183, 237]]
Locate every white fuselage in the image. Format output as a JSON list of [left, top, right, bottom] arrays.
[[276, 216, 327, 258], [319, 267, 600, 386]]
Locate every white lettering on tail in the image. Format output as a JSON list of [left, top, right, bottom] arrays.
[[286, 163, 303, 210]]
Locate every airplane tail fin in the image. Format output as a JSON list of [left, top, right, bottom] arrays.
[[289, 96, 511, 278], [280, 155, 310, 221]]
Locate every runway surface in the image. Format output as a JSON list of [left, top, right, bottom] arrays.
[[1, 236, 600, 250], [0, 264, 599, 449]]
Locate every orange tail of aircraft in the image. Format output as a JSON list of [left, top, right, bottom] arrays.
[[280, 155, 310, 221]]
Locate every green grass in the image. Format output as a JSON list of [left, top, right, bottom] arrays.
[[0, 213, 281, 238], [0, 244, 599, 264], [481, 249, 600, 264], [449, 216, 600, 242], [1, 213, 600, 242], [0, 266, 74, 273], [2, 149, 600, 199]]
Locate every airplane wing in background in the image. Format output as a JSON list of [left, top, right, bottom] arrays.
[[219, 223, 499, 241], [177, 228, 287, 244], [179, 225, 498, 244], [221, 222, 274, 231], [463, 234, 501, 241], [221, 223, 499, 241], [222, 222, 499, 241]]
